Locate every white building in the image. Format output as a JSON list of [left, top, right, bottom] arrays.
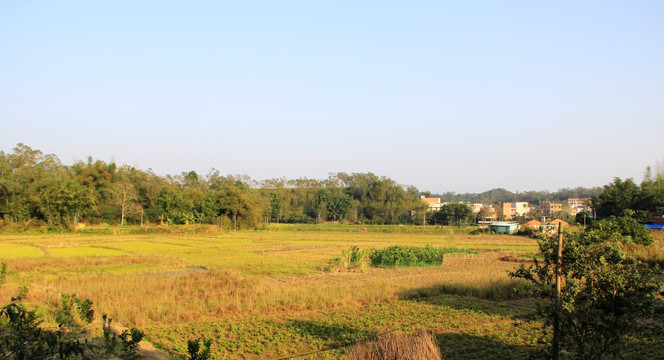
[[511, 202, 531, 217]]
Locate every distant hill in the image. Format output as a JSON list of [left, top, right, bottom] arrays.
[[433, 187, 602, 204]]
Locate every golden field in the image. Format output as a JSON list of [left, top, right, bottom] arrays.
[[0, 225, 662, 359]]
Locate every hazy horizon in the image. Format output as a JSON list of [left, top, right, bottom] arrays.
[[2, 1, 662, 194]]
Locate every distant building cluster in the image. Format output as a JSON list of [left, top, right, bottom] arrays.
[[420, 196, 592, 222]]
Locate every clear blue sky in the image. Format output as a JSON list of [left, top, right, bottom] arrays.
[[2, 1, 663, 193]]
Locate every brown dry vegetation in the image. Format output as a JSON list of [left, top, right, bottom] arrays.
[[0, 228, 541, 358], [6, 226, 661, 359], [3, 250, 531, 328], [627, 229, 664, 265], [346, 331, 442, 360]]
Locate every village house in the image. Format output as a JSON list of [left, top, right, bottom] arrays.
[[489, 221, 520, 234], [524, 219, 542, 230], [567, 198, 592, 215], [551, 219, 569, 227], [497, 203, 513, 220], [420, 195, 443, 211], [467, 203, 497, 221], [512, 201, 531, 217], [539, 202, 563, 218], [468, 203, 484, 213]]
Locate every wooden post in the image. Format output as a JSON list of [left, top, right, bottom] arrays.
[[553, 222, 563, 360]]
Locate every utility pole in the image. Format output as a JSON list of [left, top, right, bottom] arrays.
[[553, 222, 564, 360]]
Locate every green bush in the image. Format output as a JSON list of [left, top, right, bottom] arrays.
[[119, 327, 144, 360], [369, 245, 477, 268], [510, 216, 663, 359], [59, 293, 95, 325], [188, 337, 213, 360]]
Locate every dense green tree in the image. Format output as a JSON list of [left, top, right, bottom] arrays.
[[36, 176, 95, 227], [574, 210, 593, 226], [325, 192, 352, 221], [304, 189, 327, 223], [0, 144, 63, 223], [638, 168, 664, 215], [591, 178, 641, 219], [155, 185, 192, 224], [108, 166, 139, 226], [431, 203, 474, 226], [216, 180, 263, 229], [591, 173, 664, 223], [125, 167, 164, 223], [338, 172, 423, 224], [510, 217, 661, 359], [72, 158, 117, 201]]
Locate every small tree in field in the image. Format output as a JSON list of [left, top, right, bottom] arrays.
[[510, 216, 662, 360]]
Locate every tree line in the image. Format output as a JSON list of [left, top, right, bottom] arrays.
[[3, 144, 661, 230], [0, 144, 428, 229]]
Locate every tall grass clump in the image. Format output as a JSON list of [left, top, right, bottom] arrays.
[[331, 246, 369, 271], [346, 331, 442, 360], [0, 263, 6, 286], [627, 230, 664, 265], [369, 245, 476, 268]]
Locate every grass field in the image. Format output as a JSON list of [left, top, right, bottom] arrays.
[[1, 224, 662, 359]]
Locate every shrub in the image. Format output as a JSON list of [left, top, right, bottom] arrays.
[[510, 216, 663, 359], [119, 327, 144, 360], [516, 226, 538, 238], [0, 263, 6, 286], [59, 293, 95, 324], [102, 314, 118, 355], [369, 245, 476, 268], [335, 246, 368, 271], [0, 300, 88, 359], [188, 337, 213, 360]]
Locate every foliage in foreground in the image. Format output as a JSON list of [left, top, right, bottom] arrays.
[[59, 293, 94, 325], [0, 300, 148, 360], [187, 337, 212, 360], [510, 217, 664, 360], [0, 260, 147, 360], [0, 300, 88, 359]]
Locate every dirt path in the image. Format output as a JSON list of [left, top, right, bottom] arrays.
[[109, 322, 171, 360]]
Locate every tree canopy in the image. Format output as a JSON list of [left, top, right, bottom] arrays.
[[592, 172, 664, 223], [0, 145, 427, 229]]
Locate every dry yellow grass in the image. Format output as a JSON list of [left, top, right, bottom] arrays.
[[627, 230, 664, 264], [0, 230, 536, 328], [346, 331, 442, 360], [2, 252, 529, 328]]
